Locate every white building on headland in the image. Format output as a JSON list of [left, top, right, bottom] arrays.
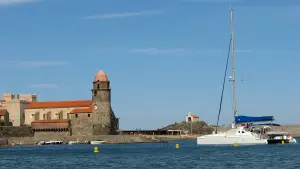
[[185, 112, 200, 123]]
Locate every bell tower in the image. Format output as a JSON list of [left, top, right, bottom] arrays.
[[91, 70, 112, 134]]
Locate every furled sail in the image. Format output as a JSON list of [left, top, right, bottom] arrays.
[[235, 115, 274, 123]]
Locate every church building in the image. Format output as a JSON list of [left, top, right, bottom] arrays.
[[24, 70, 119, 136]]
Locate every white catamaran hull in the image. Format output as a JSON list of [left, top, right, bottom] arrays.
[[197, 135, 266, 145]]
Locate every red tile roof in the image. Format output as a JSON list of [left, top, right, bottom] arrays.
[[0, 100, 5, 103], [191, 114, 199, 118], [26, 100, 92, 109], [0, 109, 7, 116], [69, 107, 92, 114], [31, 119, 70, 123]]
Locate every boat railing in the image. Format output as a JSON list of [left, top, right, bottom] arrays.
[[251, 132, 263, 139]]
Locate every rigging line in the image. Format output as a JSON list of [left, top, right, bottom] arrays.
[[215, 36, 232, 134]]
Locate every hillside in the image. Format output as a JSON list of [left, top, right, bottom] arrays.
[[160, 121, 215, 134]]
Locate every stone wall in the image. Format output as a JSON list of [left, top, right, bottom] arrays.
[[0, 126, 34, 137], [92, 102, 112, 135], [6, 135, 153, 145], [69, 113, 93, 136], [64, 135, 144, 143], [7, 137, 35, 145], [0, 138, 8, 145], [34, 131, 70, 140]]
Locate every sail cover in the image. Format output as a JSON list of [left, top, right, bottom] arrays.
[[235, 116, 274, 123]]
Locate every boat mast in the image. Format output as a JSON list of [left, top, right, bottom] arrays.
[[230, 5, 238, 117]]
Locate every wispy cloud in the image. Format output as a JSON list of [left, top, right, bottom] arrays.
[[84, 10, 162, 20], [30, 84, 58, 89], [0, 0, 39, 5], [12, 61, 70, 68], [130, 48, 185, 55]]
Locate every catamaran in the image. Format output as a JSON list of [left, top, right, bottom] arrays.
[[197, 6, 296, 145], [197, 116, 296, 145]]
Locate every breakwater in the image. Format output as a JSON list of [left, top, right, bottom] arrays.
[[0, 126, 191, 146], [1, 134, 193, 146], [0, 135, 199, 146], [1, 135, 187, 146], [4, 135, 148, 145]]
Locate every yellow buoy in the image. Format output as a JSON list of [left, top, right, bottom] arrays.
[[282, 140, 285, 144], [94, 147, 99, 153], [233, 142, 238, 146], [176, 144, 179, 149]]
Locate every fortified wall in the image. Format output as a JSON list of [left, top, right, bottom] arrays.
[[0, 126, 34, 137]]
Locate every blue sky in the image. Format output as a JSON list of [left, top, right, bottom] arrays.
[[0, 0, 300, 130]]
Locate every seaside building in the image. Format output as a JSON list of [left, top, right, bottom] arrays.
[[0, 93, 36, 126], [0, 70, 119, 136], [0, 109, 9, 126], [185, 112, 200, 123]]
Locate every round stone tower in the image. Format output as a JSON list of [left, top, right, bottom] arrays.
[[91, 70, 112, 135]]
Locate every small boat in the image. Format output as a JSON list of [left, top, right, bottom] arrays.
[[286, 135, 297, 143], [90, 140, 106, 144], [84, 140, 91, 144], [38, 140, 63, 145], [36, 141, 45, 145], [68, 141, 80, 145]]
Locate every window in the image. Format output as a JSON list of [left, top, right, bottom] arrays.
[[35, 112, 40, 121], [97, 84, 100, 89], [88, 114, 90, 117], [47, 112, 51, 120], [75, 114, 78, 118], [58, 112, 63, 119]]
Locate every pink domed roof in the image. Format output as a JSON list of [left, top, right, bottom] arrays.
[[94, 70, 108, 82]]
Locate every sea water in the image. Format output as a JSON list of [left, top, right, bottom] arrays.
[[1, 139, 300, 169]]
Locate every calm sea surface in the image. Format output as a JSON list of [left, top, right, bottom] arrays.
[[1, 139, 300, 169]]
